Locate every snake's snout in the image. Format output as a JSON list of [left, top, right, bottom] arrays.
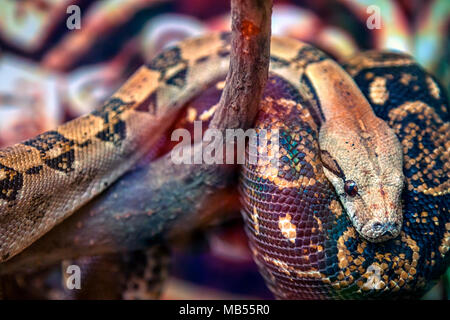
[[361, 220, 401, 242]]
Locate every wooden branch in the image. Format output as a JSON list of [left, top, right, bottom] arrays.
[[210, 0, 272, 130], [1, 0, 273, 274]]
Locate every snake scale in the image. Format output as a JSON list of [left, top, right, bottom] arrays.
[[0, 32, 448, 299]]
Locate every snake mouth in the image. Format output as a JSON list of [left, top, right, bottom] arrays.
[[360, 220, 401, 242]]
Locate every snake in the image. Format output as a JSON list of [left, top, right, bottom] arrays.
[[0, 32, 448, 299]]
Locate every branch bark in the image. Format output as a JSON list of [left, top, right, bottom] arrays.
[[210, 0, 272, 130]]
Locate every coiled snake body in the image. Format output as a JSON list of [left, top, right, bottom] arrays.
[[0, 33, 448, 299]]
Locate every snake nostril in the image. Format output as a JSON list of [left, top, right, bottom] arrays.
[[371, 221, 398, 237], [373, 222, 383, 231]]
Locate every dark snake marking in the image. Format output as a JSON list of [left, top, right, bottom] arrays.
[[0, 163, 23, 201], [292, 45, 328, 67], [147, 46, 186, 80], [217, 47, 231, 58], [195, 55, 210, 64], [24, 131, 79, 174], [25, 165, 43, 175], [165, 67, 188, 88], [219, 32, 231, 43], [270, 56, 291, 67], [4, 98, 132, 202], [301, 75, 326, 122], [147, 45, 189, 89], [320, 150, 345, 180], [26, 193, 53, 220], [359, 51, 413, 64], [92, 98, 134, 145], [135, 91, 157, 114]]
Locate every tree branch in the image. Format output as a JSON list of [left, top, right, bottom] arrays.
[[210, 0, 272, 130]]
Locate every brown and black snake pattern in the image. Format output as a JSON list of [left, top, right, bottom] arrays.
[[241, 50, 449, 299], [0, 33, 448, 299]]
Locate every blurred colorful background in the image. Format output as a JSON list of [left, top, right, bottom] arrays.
[[0, 0, 448, 299]]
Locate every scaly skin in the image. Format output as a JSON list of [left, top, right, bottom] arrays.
[[0, 34, 448, 299], [0, 34, 230, 262], [240, 50, 449, 299]]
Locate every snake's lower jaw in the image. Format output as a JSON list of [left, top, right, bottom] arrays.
[[359, 216, 402, 243]]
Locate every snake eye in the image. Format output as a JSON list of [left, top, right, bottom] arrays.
[[344, 180, 358, 197]]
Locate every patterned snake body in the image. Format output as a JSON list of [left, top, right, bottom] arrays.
[[0, 33, 448, 299], [241, 48, 449, 298], [0, 34, 230, 262]]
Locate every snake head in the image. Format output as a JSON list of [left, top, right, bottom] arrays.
[[319, 116, 404, 242]]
